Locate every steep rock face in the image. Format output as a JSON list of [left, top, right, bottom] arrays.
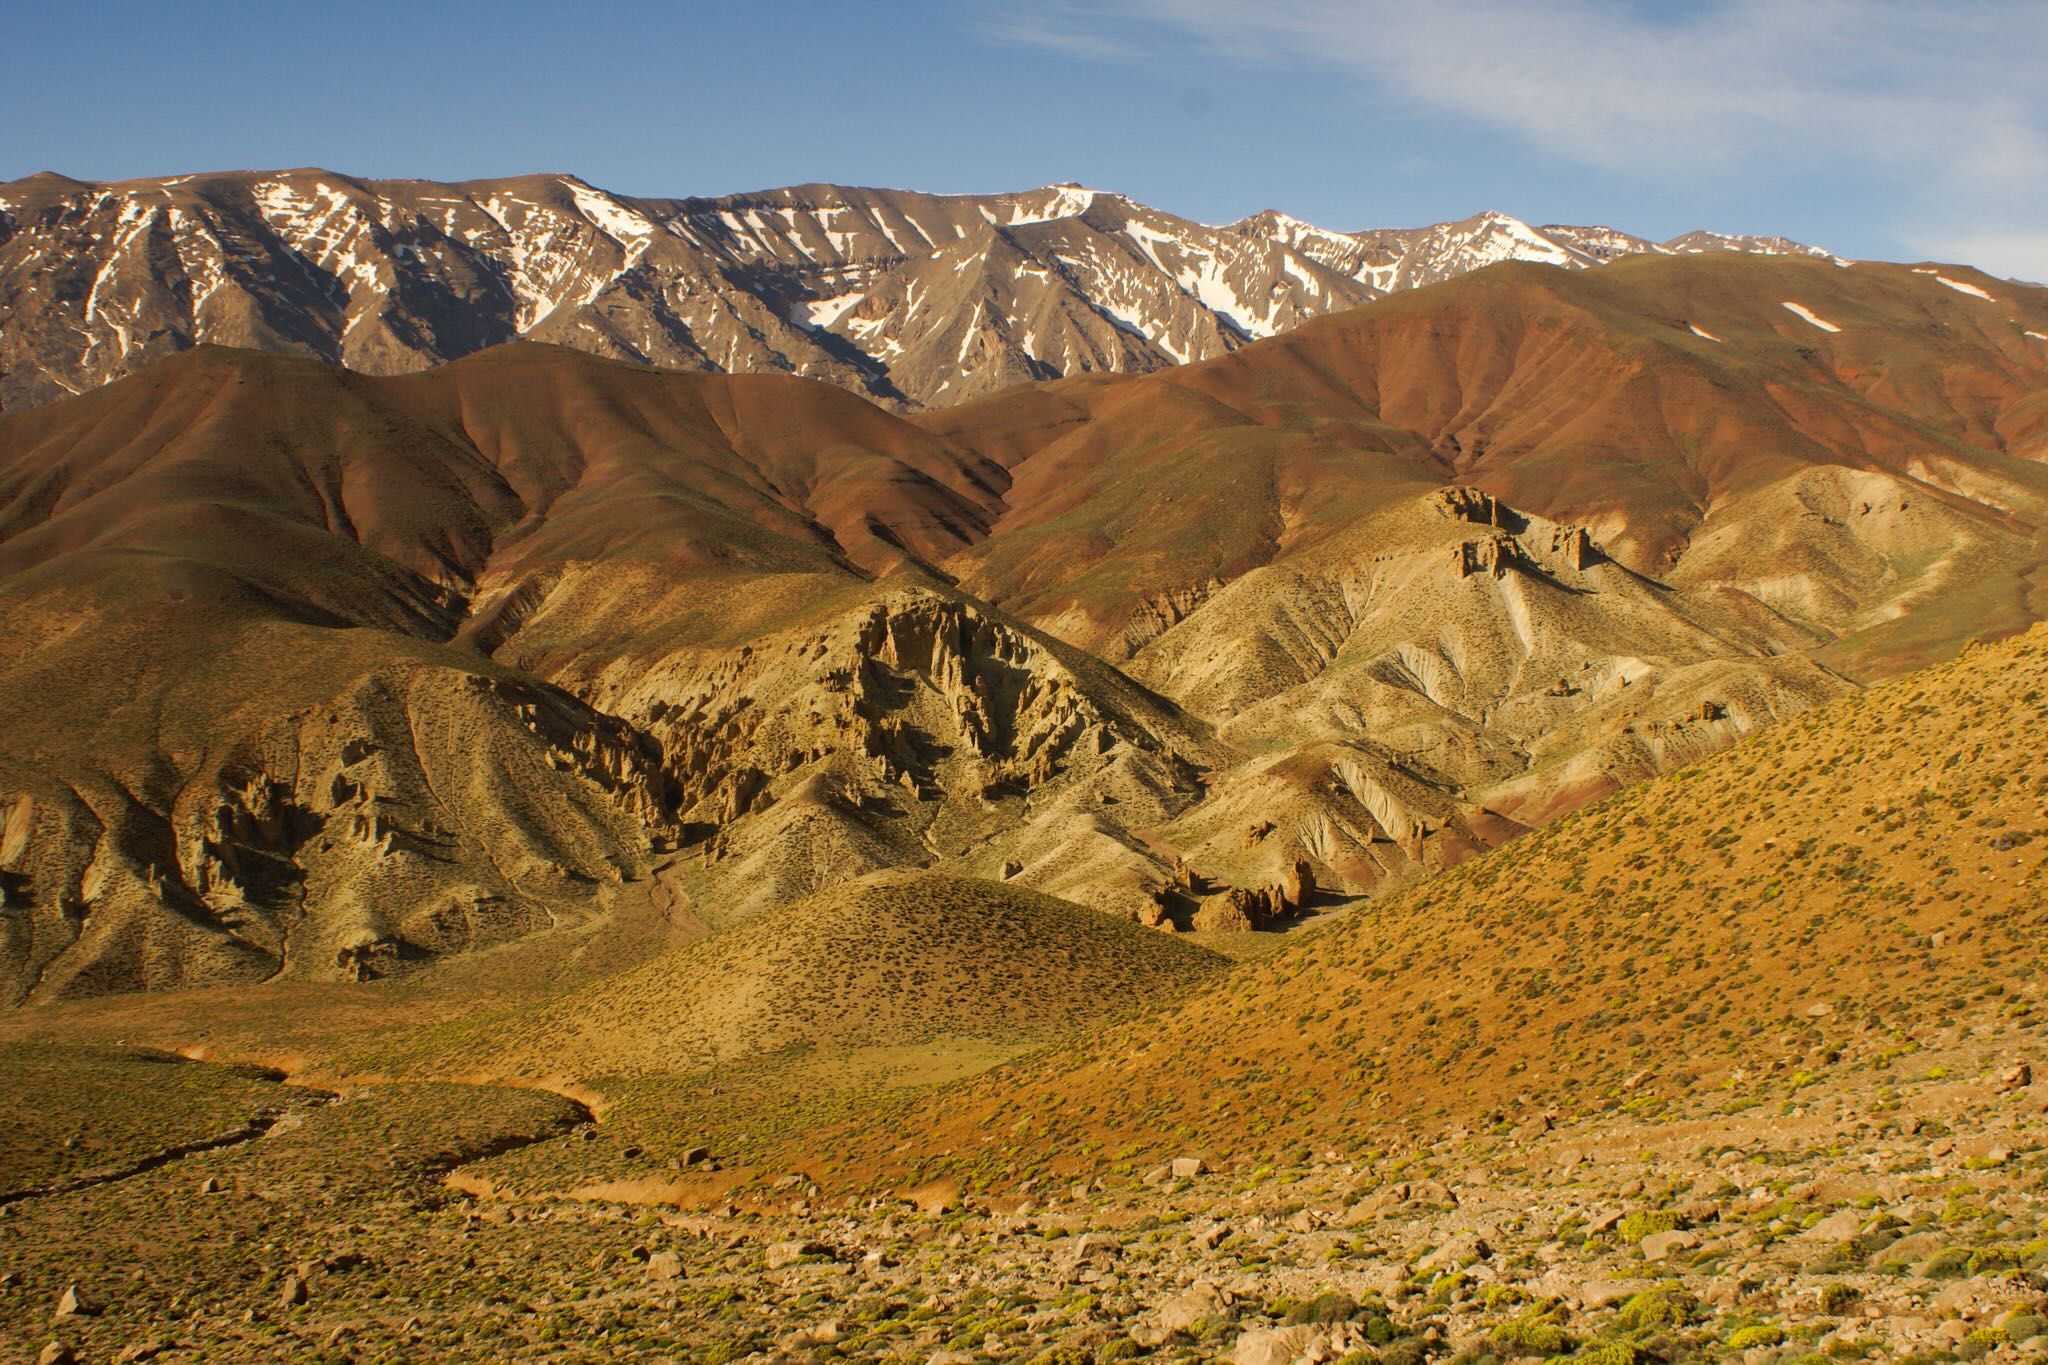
[[0, 170, 1831, 413], [569, 587, 1217, 922], [0, 663, 672, 1003]]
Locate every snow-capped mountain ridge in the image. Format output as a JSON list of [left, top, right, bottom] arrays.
[[0, 169, 1835, 411]]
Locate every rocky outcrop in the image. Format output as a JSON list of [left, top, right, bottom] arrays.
[[1433, 485, 1509, 529], [1148, 857, 1317, 935], [635, 589, 1200, 837], [1452, 534, 1533, 580], [0, 665, 674, 1002]]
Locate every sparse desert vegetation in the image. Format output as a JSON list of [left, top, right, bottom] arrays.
[[2, 239, 2047, 1363]]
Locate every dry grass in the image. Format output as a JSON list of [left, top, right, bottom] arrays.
[[347, 872, 1225, 1083], [0, 1043, 296, 1192], [793, 622, 2048, 1189]]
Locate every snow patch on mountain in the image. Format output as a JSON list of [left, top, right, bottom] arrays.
[[1002, 186, 1099, 226], [1783, 302, 1842, 332], [1939, 277, 1992, 300], [799, 292, 865, 331], [564, 179, 655, 244], [0, 168, 1855, 415]]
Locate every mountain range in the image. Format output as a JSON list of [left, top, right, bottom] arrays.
[[0, 168, 1836, 413], [7, 163, 2048, 1365], [2, 240, 2043, 1005]]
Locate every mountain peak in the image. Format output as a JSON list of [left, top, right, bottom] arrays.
[[0, 169, 1839, 414]]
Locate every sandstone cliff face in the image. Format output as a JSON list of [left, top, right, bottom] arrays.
[[570, 588, 1217, 923]]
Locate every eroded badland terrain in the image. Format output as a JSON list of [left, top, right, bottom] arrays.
[[1, 246, 2046, 1364]]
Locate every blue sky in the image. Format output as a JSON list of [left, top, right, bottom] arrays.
[[7, 1, 2045, 277]]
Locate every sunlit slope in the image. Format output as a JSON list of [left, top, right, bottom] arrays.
[[925, 255, 2048, 670], [828, 622, 2048, 1178], [430, 872, 1228, 1079]]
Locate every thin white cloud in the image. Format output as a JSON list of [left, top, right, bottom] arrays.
[[975, 11, 1158, 63], [995, 0, 2048, 274]]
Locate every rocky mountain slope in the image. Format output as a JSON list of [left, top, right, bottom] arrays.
[[2, 252, 2044, 1007], [806, 617, 2048, 1188], [0, 168, 1833, 412]]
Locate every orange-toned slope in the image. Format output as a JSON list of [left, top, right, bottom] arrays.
[[0, 342, 1006, 600], [807, 622, 2048, 1184], [921, 255, 2048, 657]]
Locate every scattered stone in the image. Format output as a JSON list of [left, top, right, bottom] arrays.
[[1579, 1278, 1653, 1310], [1233, 1324, 1319, 1365], [1806, 1208, 1864, 1241], [647, 1250, 684, 1281], [1418, 1233, 1491, 1270], [766, 1240, 831, 1270], [1640, 1229, 1701, 1262], [905, 1178, 960, 1214], [1070, 1232, 1120, 1265], [1171, 1155, 1207, 1179], [38, 1344, 74, 1365], [198, 1176, 220, 1195], [53, 1285, 100, 1320], [279, 1275, 307, 1307], [1158, 1281, 1231, 1336]]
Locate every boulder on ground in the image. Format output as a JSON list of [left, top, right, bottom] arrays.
[[1193, 890, 1255, 933], [1233, 1325, 1319, 1365], [53, 1285, 99, 1320], [766, 1239, 831, 1270], [1282, 858, 1315, 908], [1640, 1229, 1700, 1262], [1159, 1281, 1231, 1335]]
